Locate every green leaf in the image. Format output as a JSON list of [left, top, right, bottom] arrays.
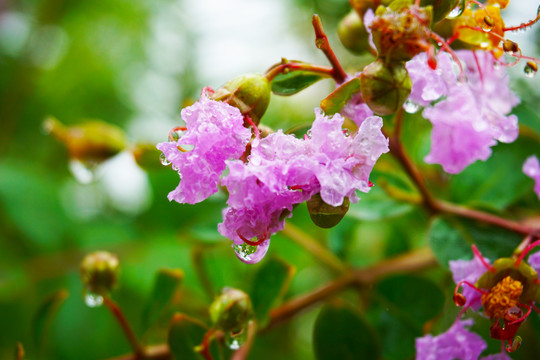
[[347, 186, 414, 221], [313, 302, 380, 360], [32, 290, 69, 351], [448, 139, 540, 211], [249, 257, 295, 325], [271, 71, 325, 96], [168, 313, 207, 360], [142, 268, 184, 329], [320, 77, 361, 115], [375, 275, 444, 329], [428, 217, 521, 268], [370, 309, 418, 360]]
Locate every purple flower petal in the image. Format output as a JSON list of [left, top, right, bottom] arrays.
[[416, 319, 487, 360], [156, 93, 251, 204], [449, 256, 490, 310], [523, 155, 540, 199]]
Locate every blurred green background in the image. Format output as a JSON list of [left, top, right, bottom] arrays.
[[2, 0, 540, 359]]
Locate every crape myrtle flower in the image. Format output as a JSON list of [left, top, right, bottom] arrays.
[[415, 318, 487, 360], [450, 242, 540, 355], [406, 50, 519, 174], [219, 110, 388, 263], [157, 90, 252, 204], [523, 155, 540, 199]]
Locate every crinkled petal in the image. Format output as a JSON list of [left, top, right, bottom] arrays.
[[523, 155, 540, 198], [416, 319, 487, 360], [157, 94, 251, 204]]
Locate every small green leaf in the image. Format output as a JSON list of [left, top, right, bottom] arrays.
[[271, 71, 325, 96], [428, 217, 521, 268], [249, 257, 295, 325], [375, 275, 444, 329], [313, 302, 381, 360], [168, 313, 207, 360], [143, 268, 184, 329], [32, 290, 69, 351], [320, 77, 361, 115]]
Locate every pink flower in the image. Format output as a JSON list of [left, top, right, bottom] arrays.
[[523, 155, 540, 199], [416, 319, 487, 360], [406, 50, 519, 174], [157, 92, 251, 204], [218, 110, 388, 263]]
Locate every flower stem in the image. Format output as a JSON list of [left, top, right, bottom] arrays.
[[281, 221, 347, 273], [312, 14, 348, 83], [264, 61, 334, 82], [264, 247, 436, 330], [103, 297, 145, 358]]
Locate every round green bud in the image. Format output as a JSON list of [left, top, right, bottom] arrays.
[[43, 117, 128, 163], [420, 0, 459, 23], [307, 193, 350, 229], [209, 288, 253, 334], [212, 74, 271, 125], [80, 251, 119, 297], [359, 59, 412, 116], [338, 10, 372, 55]]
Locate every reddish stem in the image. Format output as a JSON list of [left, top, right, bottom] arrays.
[[244, 116, 260, 139], [312, 14, 348, 83], [514, 239, 540, 266], [199, 328, 216, 360], [508, 303, 531, 325], [103, 297, 144, 358], [237, 231, 267, 246], [472, 244, 495, 272], [455, 280, 488, 295], [504, 11, 540, 32], [264, 61, 334, 82]]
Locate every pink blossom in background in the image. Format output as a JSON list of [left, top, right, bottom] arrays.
[[416, 319, 487, 360], [523, 155, 540, 199], [406, 50, 519, 174]]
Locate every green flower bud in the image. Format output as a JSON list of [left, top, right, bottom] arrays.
[[80, 251, 119, 297], [359, 59, 412, 116], [338, 10, 372, 55], [209, 288, 253, 334], [212, 74, 271, 125], [307, 193, 350, 229], [44, 117, 128, 163], [420, 0, 459, 23]]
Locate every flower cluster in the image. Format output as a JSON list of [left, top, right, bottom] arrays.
[[406, 50, 519, 174], [417, 244, 540, 359], [158, 92, 388, 263]]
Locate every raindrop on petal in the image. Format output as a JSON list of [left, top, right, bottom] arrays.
[[159, 153, 170, 166], [403, 100, 420, 114]]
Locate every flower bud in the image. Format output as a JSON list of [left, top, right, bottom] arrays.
[[80, 251, 119, 297], [338, 10, 372, 55], [307, 193, 350, 229], [44, 117, 128, 163], [359, 59, 412, 116], [211, 74, 271, 125], [209, 288, 253, 334], [420, 0, 459, 23], [370, 4, 432, 61]]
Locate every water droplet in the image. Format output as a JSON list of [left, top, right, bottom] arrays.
[[524, 61, 538, 78], [342, 129, 351, 137], [447, 0, 465, 19], [169, 130, 180, 142], [159, 153, 170, 166], [233, 243, 257, 262], [69, 160, 97, 184], [482, 16, 494, 32], [225, 330, 247, 350], [403, 100, 419, 113], [84, 292, 104, 307], [306, 129, 312, 138], [493, 61, 501, 70]]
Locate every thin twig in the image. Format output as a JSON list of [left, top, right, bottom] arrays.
[[265, 247, 436, 330], [312, 14, 348, 83], [281, 221, 347, 273], [103, 297, 145, 358]]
